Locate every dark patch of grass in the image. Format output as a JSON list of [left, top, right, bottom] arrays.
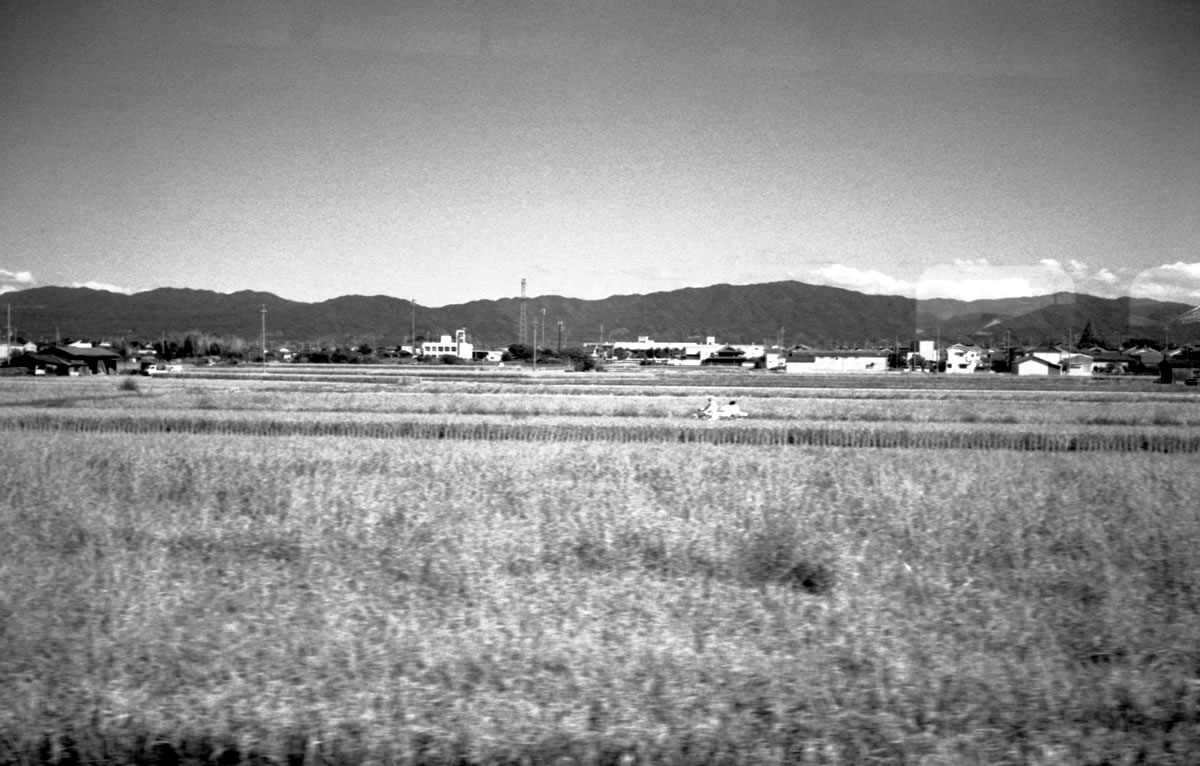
[[781, 560, 836, 594], [1086, 414, 1135, 426], [737, 517, 837, 595], [1152, 411, 1185, 426]]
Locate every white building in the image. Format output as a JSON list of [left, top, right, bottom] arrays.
[[1030, 347, 1068, 365], [420, 329, 473, 359], [906, 339, 938, 370], [1062, 353, 1095, 376], [785, 349, 889, 373], [597, 336, 771, 364], [1, 341, 38, 361], [944, 343, 982, 374], [1014, 355, 1060, 376]]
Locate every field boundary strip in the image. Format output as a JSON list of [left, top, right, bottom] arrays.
[[2, 410, 1198, 453]]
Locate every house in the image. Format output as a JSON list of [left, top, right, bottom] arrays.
[[785, 349, 889, 374], [702, 345, 751, 366], [762, 348, 788, 370], [1061, 353, 1094, 376], [1028, 346, 1068, 365], [8, 352, 69, 375], [1090, 350, 1133, 374], [943, 343, 982, 374], [1123, 346, 1164, 370], [1013, 355, 1061, 376], [43, 345, 123, 375]]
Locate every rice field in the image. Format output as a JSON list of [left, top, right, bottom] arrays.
[[3, 368, 1200, 764]]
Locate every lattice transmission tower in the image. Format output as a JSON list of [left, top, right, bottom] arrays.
[[518, 278, 528, 346]]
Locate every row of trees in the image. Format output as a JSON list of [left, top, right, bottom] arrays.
[[502, 345, 599, 371]]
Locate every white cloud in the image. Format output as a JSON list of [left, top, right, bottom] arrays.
[[801, 259, 1200, 305], [1, 268, 35, 296], [0, 269, 34, 284], [1093, 268, 1119, 285], [804, 262, 1063, 301], [71, 280, 134, 295], [808, 264, 913, 296], [915, 261, 1075, 301], [1156, 262, 1200, 280], [917, 275, 1053, 302], [1129, 262, 1200, 304]]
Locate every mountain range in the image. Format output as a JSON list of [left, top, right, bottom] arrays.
[[3, 282, 1197, 350]]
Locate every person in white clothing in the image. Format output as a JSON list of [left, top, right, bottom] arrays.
[[720, 400, 747, 418]]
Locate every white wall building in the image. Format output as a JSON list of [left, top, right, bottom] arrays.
[[1030, 347, 1068, 365], [420, 329, 473, 359], [1014, 355, 1060, 376], [1, 341, 37, 361], [596, 336, 772, 364], [785, 349, 889, 373], [944, 343, 982, 373], [1062, 353, 1095, 376]]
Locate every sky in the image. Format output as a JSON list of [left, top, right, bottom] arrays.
[[2, 0, 1199, 309]]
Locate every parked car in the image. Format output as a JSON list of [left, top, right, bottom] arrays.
[[141, 362, 184, 375]]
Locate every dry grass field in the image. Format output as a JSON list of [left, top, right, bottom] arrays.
[[2, 368, 1200, 765]]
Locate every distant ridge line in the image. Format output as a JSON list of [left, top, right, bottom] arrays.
[[2, 282, 1196, 349]]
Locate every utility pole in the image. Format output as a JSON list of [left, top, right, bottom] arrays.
[[557, 320, 563, 354], [260, 304, 267, 371], [935, 326, 941, 373]]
